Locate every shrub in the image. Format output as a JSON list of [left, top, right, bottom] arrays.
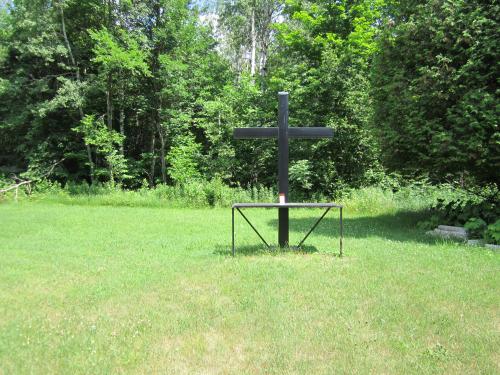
[[484, 220, 500, 245], [166, 135, 202, 185], [290, 160, 313, 193], [464, 218, 487, 239], [423, 184, 499, 239], [429, 185, 499, 226]]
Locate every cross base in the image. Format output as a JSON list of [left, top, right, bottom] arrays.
[[231, 202, 343, 256]]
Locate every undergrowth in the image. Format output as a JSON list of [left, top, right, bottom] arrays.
[[0, 178, 471, 217]]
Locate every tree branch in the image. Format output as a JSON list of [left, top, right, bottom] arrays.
[[0, 159, 65, 195]]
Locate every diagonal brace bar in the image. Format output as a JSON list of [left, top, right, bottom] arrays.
[[297, 207, 331, 247], [236, 208, 270, 248]]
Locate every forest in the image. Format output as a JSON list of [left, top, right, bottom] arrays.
[[0, 0, 497, 194]]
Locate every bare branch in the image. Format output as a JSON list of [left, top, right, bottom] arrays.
[[0, 158, 65, 195], [0, 180, 32, 194]]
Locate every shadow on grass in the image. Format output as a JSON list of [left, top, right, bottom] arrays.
[[269, 210, 439, 244], [216, 210, 454, 256], [213, 244, 319, 257]]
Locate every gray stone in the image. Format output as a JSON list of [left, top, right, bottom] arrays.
[[467, 239, 483, 246], [437, 225, 467, 234], [485, 244, 500, 251], [429, 228, 467, 240]]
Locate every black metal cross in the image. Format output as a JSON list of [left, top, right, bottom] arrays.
[[234, 92, 333, 247]]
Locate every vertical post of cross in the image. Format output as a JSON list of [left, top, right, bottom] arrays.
[[278, 92, 289, 247]]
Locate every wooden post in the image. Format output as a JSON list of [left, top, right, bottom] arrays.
[[278, 92, 289, 247]]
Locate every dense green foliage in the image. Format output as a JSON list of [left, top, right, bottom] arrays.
[[0, 0, 498, 196], [372, 0, 499, 184]]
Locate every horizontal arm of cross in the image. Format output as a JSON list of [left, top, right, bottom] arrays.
[[234, 127, 333, 139]]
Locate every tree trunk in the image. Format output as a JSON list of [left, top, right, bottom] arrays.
[[250, 7, 256, 77], [106, 75, 113, 131], [119, 108, 124, 155], [152, 1, 166, 184], [149, 126, 156, 187], [85, 144, 94, 183], [119, 91, 125, 156], [147, 0, 166, 184], [107, 0, 113, 27], [105, 75, 114, 180], [259, 39, 268, 77], [158, 127, 166, 184], [58, 1, 94, 183]]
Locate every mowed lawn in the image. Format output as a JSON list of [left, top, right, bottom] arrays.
[[0, 202, 498, 374]]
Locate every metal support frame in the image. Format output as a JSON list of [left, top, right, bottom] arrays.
[[340, 207, 343, 255], [235, 207, 270, 249], [297, 207, 331, 247], [232, 205, 343, 257]]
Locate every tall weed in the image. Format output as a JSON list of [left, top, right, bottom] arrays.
[[2, 178, 486, 221]]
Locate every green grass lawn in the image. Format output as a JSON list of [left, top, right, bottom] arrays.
[[0, 202, 498, 374]]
